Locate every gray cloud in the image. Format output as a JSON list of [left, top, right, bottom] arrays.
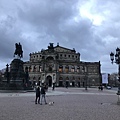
[[0, 0, 120, 73]]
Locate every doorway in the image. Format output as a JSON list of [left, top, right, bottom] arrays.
[[46, 75, 52, 87], [59, 81, 63, 87], [66, 81, 69, 87]]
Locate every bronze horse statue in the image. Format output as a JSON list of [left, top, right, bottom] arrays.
[[14, 42, 23, 58]]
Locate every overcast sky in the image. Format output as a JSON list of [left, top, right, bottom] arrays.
[[0, 0, 120, 74]]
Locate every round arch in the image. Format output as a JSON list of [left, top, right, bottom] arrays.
[[46, 75, 52, 87], [46, 56, 54, 60]]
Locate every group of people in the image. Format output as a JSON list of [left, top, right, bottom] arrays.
[[35, 83, 47, 105]]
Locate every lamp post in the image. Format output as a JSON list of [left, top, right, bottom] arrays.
[[25, 66, 29, 85], [110, 48, 120, 95], [6, 64, 9, 84]]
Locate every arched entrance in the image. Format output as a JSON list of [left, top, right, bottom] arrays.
[[59, 81, 63, 87], [46, 75, 52, 87]]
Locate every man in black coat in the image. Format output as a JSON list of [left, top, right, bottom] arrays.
[[35, 84, 40, 104]]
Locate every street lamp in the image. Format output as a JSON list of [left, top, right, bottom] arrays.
[[110, 48, 120, 95], [6, 64, 9, 84]]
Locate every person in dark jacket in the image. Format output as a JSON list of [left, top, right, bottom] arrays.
[[52, 83, 55, 91], [35, 84, 40, 104], [40, 84, 47, 105]]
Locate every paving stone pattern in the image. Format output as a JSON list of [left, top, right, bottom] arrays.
[[0, 88, 119, 120]]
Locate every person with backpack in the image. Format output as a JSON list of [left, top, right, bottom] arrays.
[[40, 84, 47, 105]]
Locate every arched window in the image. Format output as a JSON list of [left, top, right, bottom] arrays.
[[25, 66, 28, 72], [29, 66, 32, 72], [65, 77, 69, 80], [77, 66, 80, 73], [65, 65, 69, 73], [59, 77, 63, 80], [33, 76, 36, 80], [59, 65, 63, 72], [46, 56, 54, 60], [33, 65, 36, 72], [72, 77, 75, 80], [71, 66, 75, 72], [49, 67, 52, 72], [38, 77, 41, 80], [39, 65, 42, 72]]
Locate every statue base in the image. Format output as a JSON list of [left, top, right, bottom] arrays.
[[0, 81, 33, 90], [0, 59, 33, 90], [10, 59, 25, 82]]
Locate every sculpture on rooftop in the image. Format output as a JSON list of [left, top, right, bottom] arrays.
[[48, 43, 54, 49]]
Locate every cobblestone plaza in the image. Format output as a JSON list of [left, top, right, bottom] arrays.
[[0, 88, 119, 120]]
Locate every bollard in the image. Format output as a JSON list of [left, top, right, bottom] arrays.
[[117, 93, 120, 105]]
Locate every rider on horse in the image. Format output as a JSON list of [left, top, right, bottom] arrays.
[[14, 42, 23, 58]]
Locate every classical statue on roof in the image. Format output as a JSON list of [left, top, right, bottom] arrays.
[[48, 43, 54, 49]]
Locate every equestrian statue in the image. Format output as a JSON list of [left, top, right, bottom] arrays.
[[14, 42, 23, 58]]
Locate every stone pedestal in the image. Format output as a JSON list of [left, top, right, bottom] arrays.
[[0, 59, 33, 90], [10, 59, 25, 82], [9, 59, 25, 90]]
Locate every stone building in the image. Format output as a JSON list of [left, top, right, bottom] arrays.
[[24, 43, 101, 87]]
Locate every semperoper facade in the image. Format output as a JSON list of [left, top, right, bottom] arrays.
[[24, 43, 101, 87]]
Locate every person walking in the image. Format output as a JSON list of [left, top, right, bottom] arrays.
[[52, 83, 55, 91], [35, 83, 41, 104], [40, 84, 47, 105]]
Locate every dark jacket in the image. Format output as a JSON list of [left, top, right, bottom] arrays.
[[41, 86, 46, 94], [36, 86, 40, 96]]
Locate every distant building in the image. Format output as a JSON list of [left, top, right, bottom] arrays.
[[24, 43, 101, 87]]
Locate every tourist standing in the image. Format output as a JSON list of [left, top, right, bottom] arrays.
[[40, 84, 47, 105], [35, 83, 41, 104]]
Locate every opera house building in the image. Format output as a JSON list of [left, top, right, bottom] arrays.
[[24, 43, 101, 87]]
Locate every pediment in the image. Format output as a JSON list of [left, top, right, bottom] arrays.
[[54, 46, 75, 53]]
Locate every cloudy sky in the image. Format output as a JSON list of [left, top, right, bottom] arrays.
[[0, 0, 119, 74]]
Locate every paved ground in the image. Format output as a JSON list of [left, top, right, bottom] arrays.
[[0, 87, 119, 120]]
